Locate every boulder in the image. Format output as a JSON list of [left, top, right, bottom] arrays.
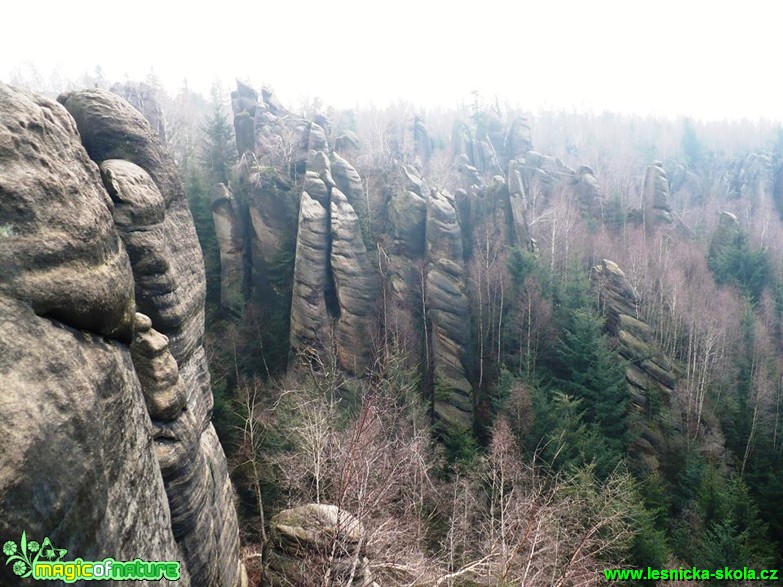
[[266, 504, 377, 587]]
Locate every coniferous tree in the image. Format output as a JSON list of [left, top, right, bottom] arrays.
[[552, 308, 629, 450], [202, 80, 236, 186]]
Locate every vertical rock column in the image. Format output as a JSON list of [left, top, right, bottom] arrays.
[[0, 82, 186, 586], [59, 89, 245, 587], [211, 183, 245, 313], [425, 189, 474, 431]]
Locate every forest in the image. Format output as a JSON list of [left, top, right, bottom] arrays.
[[184, 77, 783, 584], [7, 66, 783, 586]]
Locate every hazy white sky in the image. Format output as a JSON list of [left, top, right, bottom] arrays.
[[2, 0, 780, 121]]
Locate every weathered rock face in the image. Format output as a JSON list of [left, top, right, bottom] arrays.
[[413, 115, 433, 166], [0, 83, 189, 586], [722, 152, 774, 204], [331, 152, 369, 241], [574, 165, 602, 218], [211, 183, 245, 313], [61, 88, 244, 587], [518, 150, 576, 207], [111, 81, 167, 140], [290, 191, 330, 352], [591, 259, 677, 472], [504, 117, 533, 161], [331, 188, 377, 374], [708, 210, 741, 262], [0, 86, 136, 343], [231, 81, 259, 155], [388, 165, 428, 257], [641, 161, 673, 225], [265, 504, 377, 587], [227, 83, 379, 375], [334, 130, 360, 157], [131, 312, 188, 421], [507, 160, 532, 248], [426, 189, 473, 430], [227, 85, 680, 448], [0, 296, 188, 587]]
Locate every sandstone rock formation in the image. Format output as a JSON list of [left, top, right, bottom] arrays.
[[708, 210, 741, 263], [227, 83, 379, 375], [112, 81, 167, 140], [231, 81, 259, 155], [131, 312, 188, 421], [574, 165, 602, 218], [722, 152, 774, 204], [591, 259, 677, 471], [641, 161, 673, 225], [0, 296, 188, 587], [211, 183, 245, 313], [0, 83, 185, 586], [413, 115, 433, 165], [290, 191, 330, 352], [0, 83, 243, 586], [331, 152, 369, 242], [59, 88, 244, 587], [426, 189, 473, 430], [331, 188, 377, 374], [504, 116, 533, 161], [265, 504, 377, 587], [224, 85, 658, 444], [507, 159, 532, 248]]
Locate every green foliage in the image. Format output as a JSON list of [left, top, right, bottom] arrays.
[[507, 246, 538, 290], [433, 377, 480, 469], [552, 308, 629, 448], [693, 472, 774, 573], [440, 424, 480, 470], [604, 190, 626, 231], [708, 232, 772, 304], [668, 464, 774, 576], [201, 80, 236, 186], [529, 389, 623, 480], [628, 498, 670, 584], [490, 365, 515, 414], [185, 169, 222, 311]]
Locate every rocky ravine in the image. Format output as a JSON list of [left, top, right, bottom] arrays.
[[0, 83, 244, 586], [217, 83, 612, 439], [216, 82, 695, 459]]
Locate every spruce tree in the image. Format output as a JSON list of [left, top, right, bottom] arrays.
[[201, 80, 236, 186], [553, 308, 629, 449]]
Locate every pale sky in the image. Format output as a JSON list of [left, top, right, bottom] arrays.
[[2, 0, 781, 121]]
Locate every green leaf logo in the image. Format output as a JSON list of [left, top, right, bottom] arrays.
[[3, 532, 66, 578], [36, 537, 67, 563]]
